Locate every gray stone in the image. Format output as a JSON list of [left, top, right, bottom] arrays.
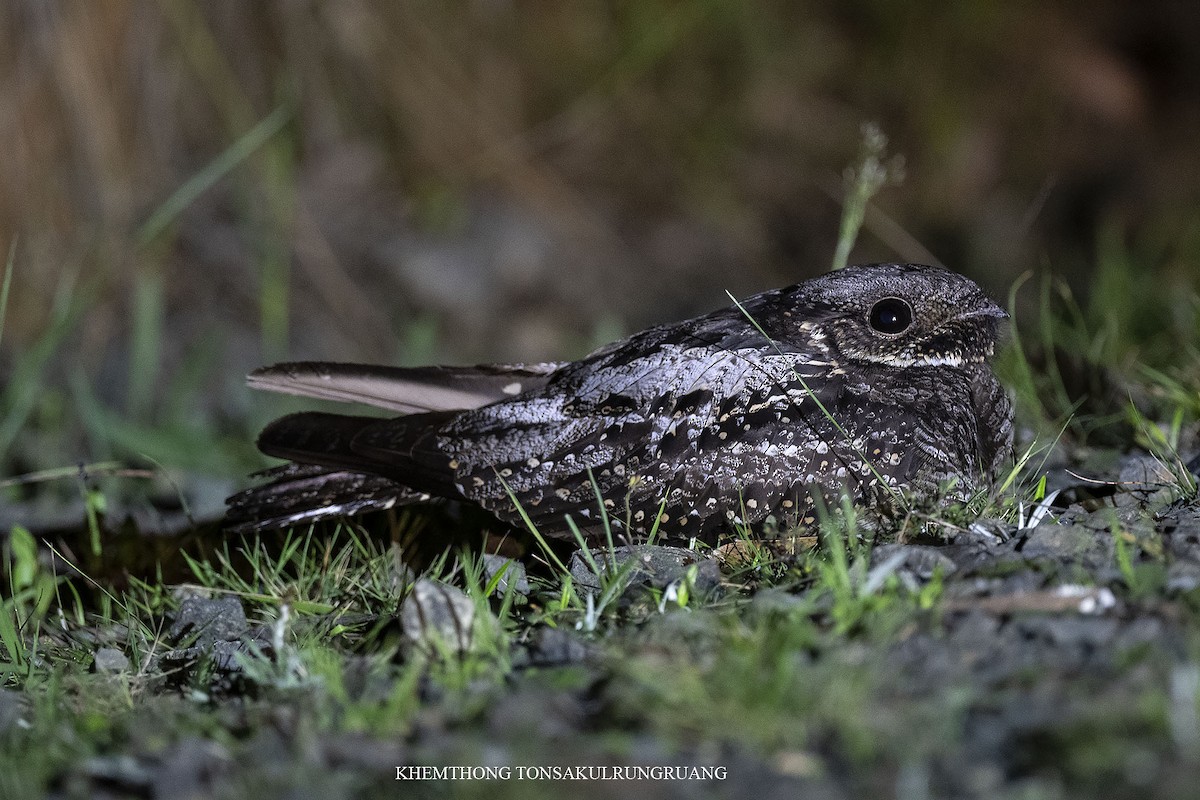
[[1021, 523, 1113, 569], [481, 554, 529, 597], [93, 647, 130, 674], [872, 544, 958, 581], [1114, 455, 1187, 509], [1119, 454, 1179, 489], [487, 686, 587, 739], [150, 737, 231, 800], [1167, 560, 1200, 593], [568, 545, 722, 596], [400, 579, 478, 653], [1165, 502, 1200, 559], [523, 627, 595, 666], [209, 639, 252, 673], [169, 596, 249, 649], [1015, 615, 1121, 649], [0, 688, 25, 733]]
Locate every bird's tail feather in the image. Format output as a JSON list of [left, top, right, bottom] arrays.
[[224, 463, 428, 534], [256, 410, 459, 494], [231, 358, 563, 533], [247, 361, 561, 414]]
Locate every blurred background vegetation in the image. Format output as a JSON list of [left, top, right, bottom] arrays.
[[1, 0, 1198, 531]]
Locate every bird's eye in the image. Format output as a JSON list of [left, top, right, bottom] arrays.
[[868, 297, 913, 335]]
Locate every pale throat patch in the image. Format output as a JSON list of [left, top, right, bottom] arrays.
[[858, 349, 991, 368]]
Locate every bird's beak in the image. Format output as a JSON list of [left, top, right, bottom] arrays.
[[972, 298, 1008, 320]]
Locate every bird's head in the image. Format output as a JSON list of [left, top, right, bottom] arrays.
[[781, 263, 1008, 368]]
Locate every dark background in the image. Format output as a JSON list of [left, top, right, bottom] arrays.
[[1, 0, 1198, 487]]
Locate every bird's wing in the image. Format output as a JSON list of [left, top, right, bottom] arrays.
[[546, 295, 810, 411], [969, 365, 1015, 478], [224, 463, 427, 534], [247, 361, 565, 414], [428, 310, 849, 534]]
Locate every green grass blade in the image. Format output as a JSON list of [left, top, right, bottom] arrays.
[[496, 473, 570, 575], [0, 241, 14, 351], [136, 104, 292, 246], [127, 274, 164, 419], [832, 123, 904, 271], [0, 274, 85, 463]]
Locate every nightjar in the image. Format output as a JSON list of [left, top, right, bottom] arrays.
[[226, 263, 1013, 544]]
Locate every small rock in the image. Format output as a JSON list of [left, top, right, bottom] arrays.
[[871, 544, 958, 582], [1165, 503, 1200, 559], [209, 639, 253, 673], [1015, 614, 1121, 649], [151, 737, 231, 800], [1118, 615, 1167, 650], [523, 626, 596, 667], [93, 647, 130, 674], [169, 596, 249, 649], [154, 619, 270, 693], [487, 686, 586, 739], [400, 579, 479, 653], [0, 688, 26, 733], [1114, 455, 1185, 508], [568, 545, 721, 596], [1119, 455, 1179, 489], [1021, 523, 1112, 568], [481, 554, 529, 596], [1166, 561, 1200, 593]]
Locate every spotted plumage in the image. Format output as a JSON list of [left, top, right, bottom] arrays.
[[226, 263, 1014, 543]]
